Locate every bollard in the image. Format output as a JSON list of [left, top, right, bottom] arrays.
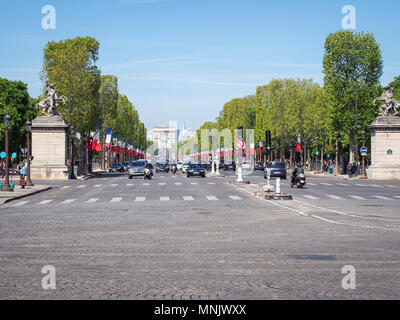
[[276, 177, 281, 194]]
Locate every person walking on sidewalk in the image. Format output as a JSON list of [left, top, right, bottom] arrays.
[[18, 163, 27, 189]]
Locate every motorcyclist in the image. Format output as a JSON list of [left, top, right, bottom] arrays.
[[145, 161, 154, 176], [291, 167, 298, 184]]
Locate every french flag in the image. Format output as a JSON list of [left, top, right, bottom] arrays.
[[105, 127, 112, 149]]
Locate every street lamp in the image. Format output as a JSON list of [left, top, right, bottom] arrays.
[[25, 120, 34, 186], [69, 125, 76, 179], [336, 135, 341, 176], [360, 130, 367, 179], [2, 113, 13, 192]]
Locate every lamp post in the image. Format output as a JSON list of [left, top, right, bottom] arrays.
[[360, 130, 367, 179], [336, 135, 341, 176], [69, 125, 76, 179], [25, 120, 34, 186], [314, 136, 319, 173], [2, 113, 13, 192]]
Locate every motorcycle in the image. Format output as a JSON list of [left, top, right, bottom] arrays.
[[291, 171, 306, 188], [171, 165, 177, 174], [144, 168, 152, 180]]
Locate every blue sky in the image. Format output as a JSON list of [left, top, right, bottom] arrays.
[[0, 0, 399, 131]]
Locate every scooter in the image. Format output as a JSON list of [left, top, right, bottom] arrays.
[[144, 168, 152, 180], [291, 172, 306, 188]]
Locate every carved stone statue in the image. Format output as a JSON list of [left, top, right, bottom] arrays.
[[373, 83, 400, 117], [37, 83, 67, 117]]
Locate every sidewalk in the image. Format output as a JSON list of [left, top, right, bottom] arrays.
[[302, 170, 366, 180], [0, 184, 52, 205]]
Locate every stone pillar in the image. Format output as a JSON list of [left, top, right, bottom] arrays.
[[31, 116, 69, 180], [368, 116, 400, 180]]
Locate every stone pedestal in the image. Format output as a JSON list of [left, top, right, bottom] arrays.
[[31, 116, 69, 180], [368, 116, 400, 180]]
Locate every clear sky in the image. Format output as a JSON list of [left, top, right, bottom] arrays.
[[0, 0, 399, 131]]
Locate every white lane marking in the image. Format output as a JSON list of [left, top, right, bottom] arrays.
[[229, 195, 242, 200], [110, 197, 122, 202], [326, 195, 345, 200], [160, 196, 170, 201], [77, 185, 87, 189], [349, 195, 367, 200], [135, 197, 146, 202], [307, 183, 317, 186], [61, 186, 70, 189], [159, 183, 166, 186], [369, 184, 383, 188], [38, 200, 53, 205], [175, 182, 182, 185], [183, 196, 194, 201], [232, 184, 400, 231], [303, 195, 319, 200], [372, 195, 392, 200], [354, 183, 365, 187], [206, 196, 218, 201], [207, 182, 216, 185], [12, 201, 29, 207], [127, 184, 134, 187], [143, 183, 150, 186], [110, 184, 118, 187], [394, 196, 400, 199], [94, 184, 102, 188], [336, 183, 347, 186], [61, 199, 76, 204], [386, 185, 400, 189], [191, 182, 198, 185], [86, 198, 99, 203], [320, 183, 333, 186]]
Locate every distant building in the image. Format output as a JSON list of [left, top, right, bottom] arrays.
[[178, 123, 196, 143]]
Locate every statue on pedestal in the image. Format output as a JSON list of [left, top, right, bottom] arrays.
[[373, 83, 400, 117], [36, 83, 67, 117]]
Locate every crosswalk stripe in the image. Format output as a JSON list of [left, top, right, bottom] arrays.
[[61, 186, 70, 189], [320, 183, 333, 186], [206, 196, 218, 201], [229, 195, 242, 200], [61, 199, 76, 204], [110, 197, 122, 202], [369, 184, 383, 188], [372, 195, 392, 200], [94, 184, 102, 188], [175, 182, 182, 185], [336, 183, 347, 186], [303, 195, 319, 200], [326, 195, 345, 200], [354, 183, 364, 187], [159, 183, 166, 186], [86, 198, 99, 203], [12, 200, 29, 207], [349, 195, 367, 200], [126, 184, 134, 187], [160, 196, 170, 201], [38, 200, 53, 205], [77, 185, 87, 189], [207, 182, 216, 185], [182, 196, 194, 201], [308, 183, 317, 186], [143, 183, 150, 186], [110, 184, 118, 187], [191, 182, 198, 185], [135, 197, 146, 202]]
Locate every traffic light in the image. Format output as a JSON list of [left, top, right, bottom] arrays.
[[237, 126, 243, 139], [265, 130, 271, 148]]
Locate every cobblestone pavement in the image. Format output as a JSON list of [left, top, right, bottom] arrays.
[[0, 172, 399, 299]]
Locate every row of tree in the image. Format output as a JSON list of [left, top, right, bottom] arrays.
[[41, 37, 148, 172], [194, 30, 396, 168]]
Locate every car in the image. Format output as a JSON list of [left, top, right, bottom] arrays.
[[156, 162, 169, 173], [128, 160, 148, 179], [264, 161, 287, 179], [182, 161, 191, 173], [177, 162, 183, 171], [254, 162, 264, 171], [186, 163, 206, 178], [109, 163, 124, 173], [224, 161, 236, 171], [121, 162, 130, 171]]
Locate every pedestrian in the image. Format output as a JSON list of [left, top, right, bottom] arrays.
[[19, 163, 27, 189], [347, 162, 353, 179], [0, 160, 4, 179]]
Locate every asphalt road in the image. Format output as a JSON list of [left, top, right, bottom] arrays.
[[0, 170, 399, 299]]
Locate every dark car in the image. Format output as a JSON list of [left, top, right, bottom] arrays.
[[187, 163, 206, 178], [156, 162, 170, 173], [254, 162, 264, 171], [224, 161, 236, 171], [121, 162, 130, 171], [264, 161, 287, 179], [109, 163, 124, 173]]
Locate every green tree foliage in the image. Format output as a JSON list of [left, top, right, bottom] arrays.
[[393, 76, 400, 101], [0, 78, 36, 155]]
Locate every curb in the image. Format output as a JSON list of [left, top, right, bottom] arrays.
[[1, 186, 53, 205], [79, 172, 103, 181]]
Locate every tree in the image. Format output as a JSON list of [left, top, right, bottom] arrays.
[[323, 30, 383, 163], [392, 76, 400, 102], [0, 78, 36, 159]]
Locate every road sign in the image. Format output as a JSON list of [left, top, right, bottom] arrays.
[[0, 151, 5, 159], [236, 139, 245, 149], [11, 152, 17, 159], [21, 148, 27, 154], [360, 147, 367, 156], [315, 151, 319, 156]]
